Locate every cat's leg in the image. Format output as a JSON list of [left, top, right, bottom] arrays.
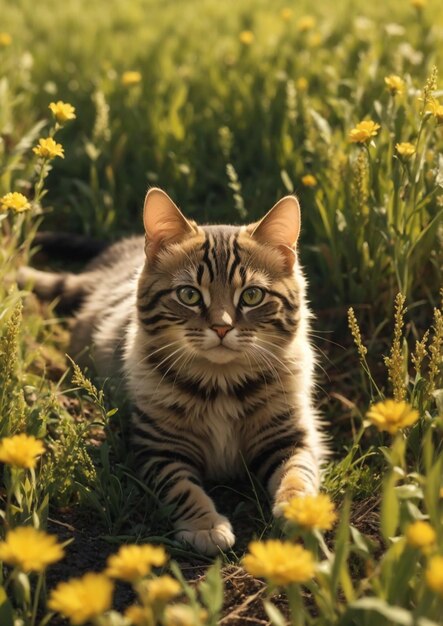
[[133, 422, 235, 555], [246, 425, 321, 517], [151, 461, 235, 555]]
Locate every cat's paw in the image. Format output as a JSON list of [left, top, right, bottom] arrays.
[[175, 516, 235, 556], [273, 475, 318, 518]]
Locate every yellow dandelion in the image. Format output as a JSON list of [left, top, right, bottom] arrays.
[[49, 101, 76, 124], [411, 0, 426, 8], [33, 137, 64, 160], [239, 30, 254, 45], [121, 71, 142, 86], [243, 540, 315, 586], [0, 192, 31, 213], [283, 494, 336, 531], [106, 544, 167, 582], [140, 575, 181, 604], [384, 75, 405, 96], [301, 174, 318, 188], [296, 77, 308, 91], [0, 433, 44, 468], [163, 604, 207, 626], [48, 572, 114, 625], [406, 521, 436, 552], [348, 120, 380, 144], [281, 8, 293, 22], [426, 556, 443, 597], [396, 142, 416, 158], [125, 605, 152, 626], [426, 97, 443, 124], [0, 32, 12, 47], [366, 399, 419, 435], [297, 15, 316, 32], [308, 32, 322, 47], [0, 527, 64, 572]]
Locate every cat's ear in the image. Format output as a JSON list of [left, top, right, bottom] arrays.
[[249, 195, 301, 269], [143, 188, 194, 260]]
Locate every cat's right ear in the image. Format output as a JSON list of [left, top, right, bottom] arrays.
[[143, 188, 194, 261]]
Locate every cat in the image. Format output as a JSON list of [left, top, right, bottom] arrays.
[[19, 188, 326, 555]]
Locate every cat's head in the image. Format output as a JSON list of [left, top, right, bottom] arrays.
[[138, 188, 305, 369]]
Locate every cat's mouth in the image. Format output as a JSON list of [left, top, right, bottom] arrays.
[[203, 344, 239, 364]]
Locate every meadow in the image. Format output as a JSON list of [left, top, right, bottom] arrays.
[[0, 0, 443, 624]]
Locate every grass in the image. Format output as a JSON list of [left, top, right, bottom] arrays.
[[0, 0, 443, 624]]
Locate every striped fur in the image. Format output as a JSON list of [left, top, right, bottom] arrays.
[[19, 189, 326, 555]]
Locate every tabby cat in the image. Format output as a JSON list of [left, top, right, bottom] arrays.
[[19, 188, 326, 555]]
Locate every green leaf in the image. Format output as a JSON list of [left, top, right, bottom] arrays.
[[170, 561, 198, 604], [263, 600, 287, 626], [280, 169, 294, 193], [342, 597, 440, 626], [199, 559, 223, 619], [331, 495, 351, 594], [380, 471, 400, 541], [0, 587, 14, 626]]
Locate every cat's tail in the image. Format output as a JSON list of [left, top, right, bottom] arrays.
[[17, 231, 108, 312], [17, 266, 94, 312]]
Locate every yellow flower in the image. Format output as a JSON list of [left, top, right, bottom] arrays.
[[48, 572, 114, 625], [0, 192, 31, 213], [283, 494, 336, 530], [163, 605, 207, 626], [301, 174, 318, 188], [396, 142, 416, 158], [406, 521, 436, 552], [121, 71, 142, 86], [426, 97, 443, 124], [49, 101, 76, 124], [411, 0, 426, 8], [106, 544, 167, 582], [296, 77, 308, 91], [140, 575, 181, 604], [348, 120, 381, 144], [297, 15, 316, 32], [243, 540, 315, 586], [0, 32, 12, 46], [281, 8, 293, 21], [0, 433, 44, 468], [33, 137, 64, 159], [426, 556, 443, 597], [239, 30, 254, 45], [384, 75, 405, 96], [0, 527, 64, 572], [125, 605, 152, 626], [308, 32, 322, 47], [366, 399, 419, 434]]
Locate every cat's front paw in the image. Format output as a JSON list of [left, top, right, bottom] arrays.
[[175, 515, 235, 556], [272, 474, 318, 518]]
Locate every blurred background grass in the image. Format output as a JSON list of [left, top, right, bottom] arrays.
[[1, 0, 443, 314]]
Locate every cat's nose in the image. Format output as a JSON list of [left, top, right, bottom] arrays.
[[211, 325, 233, 339]]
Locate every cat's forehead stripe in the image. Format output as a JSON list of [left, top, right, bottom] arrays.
[[199, 230, 249, 286]]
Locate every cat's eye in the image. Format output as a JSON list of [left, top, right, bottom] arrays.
[[177, 286, 202, 306], [240, 287, 265, 307]]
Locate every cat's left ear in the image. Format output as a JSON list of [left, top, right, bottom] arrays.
[[249, 195, 301, 270]]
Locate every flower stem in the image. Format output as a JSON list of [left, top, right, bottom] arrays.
[[31, 573, 44, 626], [287, 584, 304, 626]]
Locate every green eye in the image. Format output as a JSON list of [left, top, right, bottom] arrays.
[[241, 287, 265, 307], [177, 286, 202, 306]]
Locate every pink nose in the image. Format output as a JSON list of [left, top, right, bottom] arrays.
[[211, 325, 232, 339]]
